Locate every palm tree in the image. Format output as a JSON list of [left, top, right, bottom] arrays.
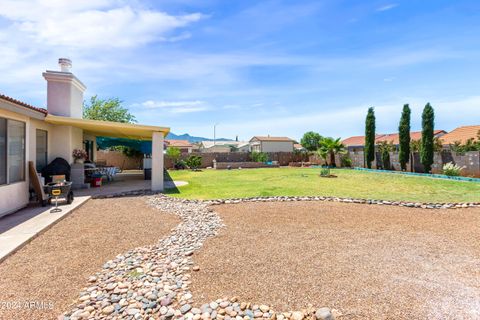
[[319, 137, 346, 167]]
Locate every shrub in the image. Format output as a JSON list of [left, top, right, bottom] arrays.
[[340, 154, 353, 168], [251, 151, 268, 162], [442, 162, 464, 176], [185, 155, 202, 170], [377, 141, 394, 170], [174, 160, 187, 170], [320, 167, 331, 177]]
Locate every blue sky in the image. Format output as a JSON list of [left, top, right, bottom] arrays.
[[0, 0, 479, 141]]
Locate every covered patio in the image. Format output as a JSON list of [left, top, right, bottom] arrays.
[[44, 114, 169, 191]]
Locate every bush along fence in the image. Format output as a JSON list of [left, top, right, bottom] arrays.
[[165, 152, 308, 169], [354, 167, 480, 182], [327, 150, 480, 178]]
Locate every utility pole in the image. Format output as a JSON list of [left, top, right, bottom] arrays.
[[213, 123, 218, 145]]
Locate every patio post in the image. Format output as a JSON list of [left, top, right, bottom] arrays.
[[151, 131, 164, 191]]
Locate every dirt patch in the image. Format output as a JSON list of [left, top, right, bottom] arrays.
[[0, 196, 179, 320], [191, 201, 480, 319]]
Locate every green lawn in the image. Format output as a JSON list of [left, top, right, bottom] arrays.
[[165, 167, 480, 203]]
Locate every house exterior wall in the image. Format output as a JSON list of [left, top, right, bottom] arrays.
[[258, 141, 294, 153], [201, 146, 232, 153], [48, 125, 83, 164]]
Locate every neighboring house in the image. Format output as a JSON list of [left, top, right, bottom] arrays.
[[440, 125, 480, 146], [165, 139, 193, 153], [249, 136, 295, 152], [294, 143, 305, 151], [0, 58, 170, 218], [199, 141, 250, 153], [342, 130, 446, 152]]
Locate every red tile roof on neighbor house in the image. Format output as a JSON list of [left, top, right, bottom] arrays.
[[342, 134, 382, 146], [342, 130, 446, 146], [250, 136, 294, 142], [0, 93, 47, 115], [376, 130, 446, 145], [440, 125, 480, 145], [165, 139, 193, 148]]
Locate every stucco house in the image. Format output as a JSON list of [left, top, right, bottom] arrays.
[[165, 139, 193, 153], [249, 136, 295, 153], [199, 141, 250, 153], [440, 125, 480, 146], [0, 58, 169, 217]]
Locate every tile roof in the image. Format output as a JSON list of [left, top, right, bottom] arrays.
[[376, 130, 446, 145], [165, 139, 193, 148], [342, 130, 446, 146], [250, 136, 294, 142], [342, 135, 370, 146], [440, 125, 480, 145], [0, 93, 47, 115]]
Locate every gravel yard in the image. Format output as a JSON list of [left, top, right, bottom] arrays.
[[0, 196, 179, 320], [191, 201, 480, 319]]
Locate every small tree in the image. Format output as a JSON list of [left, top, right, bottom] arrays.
[[185, 155, 202, 171], [318, 137, 345, 167], [166, 147, 181, 167], [377, 141, 394, 170], [365, 107, 376, 168], [300, 131, 323, 152], [83, 95, 136, 123], [420, 103, 435, 173], [398, 104, 411, 171]]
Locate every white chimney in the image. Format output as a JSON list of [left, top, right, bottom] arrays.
[[43, 58, 86, 118], [59, 58, 72, 72]]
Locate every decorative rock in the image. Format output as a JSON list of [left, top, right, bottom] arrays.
[[291, 311, 304, 320], [180, 304, 192, 314], [315, 308, 333, 320], [102, 305, 115, 315], [66, 194, 470, 320], [161, 297, 172, 306]]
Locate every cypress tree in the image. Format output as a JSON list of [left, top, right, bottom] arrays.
[[364, 107, 376, 169], [398, 104, 411, 171], [420, 103, 435, 173]]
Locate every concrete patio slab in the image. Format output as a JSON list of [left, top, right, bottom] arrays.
[[0, 195, 90, 263]]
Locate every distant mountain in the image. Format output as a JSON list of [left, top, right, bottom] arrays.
[[166, 132, 232, 143]]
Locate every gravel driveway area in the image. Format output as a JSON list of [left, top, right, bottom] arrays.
[[191, 201, 480, 319], [0, 196, 179, 320]]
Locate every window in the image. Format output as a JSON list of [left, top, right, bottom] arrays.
[[7, 120, 25, 183], [0, 118, 26, 185], [36, 129, 48, 172], [0, 118, 6, 185]]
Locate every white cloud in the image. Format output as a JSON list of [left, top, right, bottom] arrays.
[[376, 4, 398, 12], [180, 95, 480, 140], [0, 0, 205, 49], [135, 100, 210, 113]]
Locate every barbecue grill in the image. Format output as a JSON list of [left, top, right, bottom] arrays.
[[43, 181, 74, 212]]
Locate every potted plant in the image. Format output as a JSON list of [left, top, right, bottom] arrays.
[[72, 149, 87, 164]]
